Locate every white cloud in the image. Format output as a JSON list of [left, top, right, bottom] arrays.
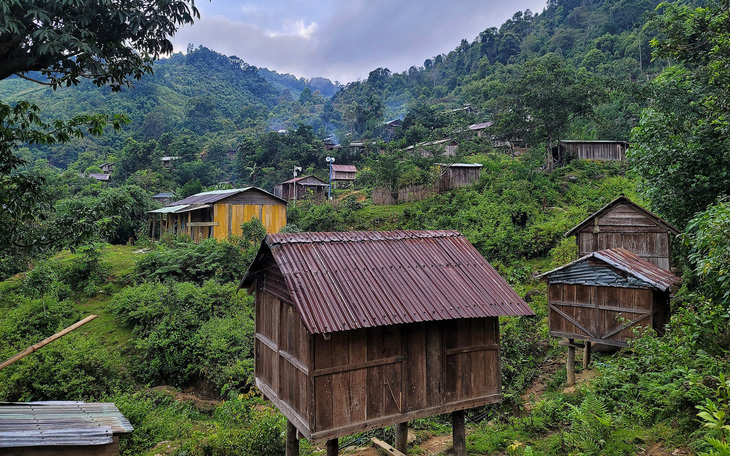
[[266, 19, 318, 39]]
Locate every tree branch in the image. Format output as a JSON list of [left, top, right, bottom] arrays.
[[13, 73, 52, 85]]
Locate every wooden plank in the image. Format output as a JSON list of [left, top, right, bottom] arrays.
[[372, 437, 406, 456], [312, 355, 406, 377], [348, 329, 367, 423], [406, 323, 426, 412], [549, 304, 593, 337], [256, 379, 311, 440], [308, 394, 502, 443], [187, 221, 219, 227], [425, 322, 442, 407], [471, 319, 488, 397], [457, 320, 471, 401], [331, 332, 352, 426], [452, 410, 466, 456], [367, 327, 384, 420]]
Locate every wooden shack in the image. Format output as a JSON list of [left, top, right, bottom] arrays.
[[241, 230, 534, 455], [553, 140, 629, 164], [273, 176, 329, 202], [330, 164, 357, 186], [147, 187, 286, 242], [566, 196, 679, 271], [540, 248, 679, 384], [437, 163, 483, 192], [0, 401, 133, 456]]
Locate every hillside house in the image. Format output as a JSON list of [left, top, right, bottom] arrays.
[[0, 402, 133, 456], [100, 162, 114, 174], [437, 163, 483, 192], [160, 156, 180, 169], [330, 164, 357, 187], [405, 139, 458, 157], [551, 140, 629, 166], [151, 192, 175, 205], [468, 122, 492, 138], [566, 196, 679, 271], [242, 230, 534, 455], [147, 187, 286, 243], [81, 173, 111, 182], [273, 175, 329, 202]]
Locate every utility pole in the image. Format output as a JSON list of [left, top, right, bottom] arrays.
[[326, 156, 335, 200], [293, 166, 302, 206]]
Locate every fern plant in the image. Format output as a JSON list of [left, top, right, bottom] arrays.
[[697, 374, 730, 456], [565, 396, 614, 456]]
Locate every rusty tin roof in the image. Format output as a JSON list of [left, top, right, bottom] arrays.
[[539, 247, 679, 291], [330, 164, 357, 173], [243, 230, 533, 334]]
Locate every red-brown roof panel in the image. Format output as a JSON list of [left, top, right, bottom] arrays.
[[247, 230, 533, 334]]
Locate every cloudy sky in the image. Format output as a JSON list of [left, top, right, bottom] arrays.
[[171, 0, 547, 83]]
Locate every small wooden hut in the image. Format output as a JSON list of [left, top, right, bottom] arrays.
[[241, 230, 534, 455], [437, 163, 483, 192], [540, 248, 679, 384], [566, 196, 680, 271], [0, 401, 133, 456], [559, 140, 629, 162], [147, 187, 286, 243], [330, 164, 357, 186], [273, 176, 329, 202]]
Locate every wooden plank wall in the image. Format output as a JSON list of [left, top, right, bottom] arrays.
[[213, 203, 286, 238], [563, 142, 627, 161], [548, 283, 656, 346], [577, 203, 672, 270], [255, 292, 311, 426], [310, 318, 500, 438]]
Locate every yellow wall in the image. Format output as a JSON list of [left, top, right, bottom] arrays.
[[213, 203, 286, 239]]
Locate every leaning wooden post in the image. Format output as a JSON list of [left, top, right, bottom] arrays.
[[452, 410, 466, 456], [286, 420, 298, 456], [396, 421, 408, 454], [583, 341, 592, 370], [326, 438, 338, 456], [566, 338, 576, 386]]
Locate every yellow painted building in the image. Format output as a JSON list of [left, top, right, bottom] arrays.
[[148, 187, 287, 242]]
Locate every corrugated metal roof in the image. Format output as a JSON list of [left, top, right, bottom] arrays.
[[539, 248, 679, 291], [244, 230, 534, 334], [565, 195, 680, 237], [281, 175, 329, 185], [560, 140, 629, 144], [168, 186, 286, 206], [469, 122, 492, 130], [0, 402, 133, 448], [330, 164, 357, 173], [437, 163, 483, 168], [147, 204, 191, 214]]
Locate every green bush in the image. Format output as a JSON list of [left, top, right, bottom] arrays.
[[110, 281, 254, 391], [135, 238, 248, 284]]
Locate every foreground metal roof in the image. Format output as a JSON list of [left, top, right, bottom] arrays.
[[0, 402, 133, 448], [330, 164, 357, 173], [539, 248, 679, 291], [243, 230, 533, 334]]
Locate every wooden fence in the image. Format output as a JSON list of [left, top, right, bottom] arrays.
[[372, 188, 394, 206], [397, 184, 436, 203]]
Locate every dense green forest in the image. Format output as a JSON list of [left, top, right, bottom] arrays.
[[2, 0, 730, 455]]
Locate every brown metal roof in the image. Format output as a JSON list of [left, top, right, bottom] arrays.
[[540, 248, 679, 291], [168, 187, 286, 206], [330, 164, 357, 173], [243, 230, 533, 334], [281, 175, 329, 185], [565, 195, 680, 237]]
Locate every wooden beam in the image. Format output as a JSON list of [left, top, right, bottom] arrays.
[[326, 438, 338, 456], [372, 437, 406, 456], [286, 420, 299, 456], [452, 410, 466, 456], [395, 422, 408, 454], [583, 341, 592, 369], [566, 338, 576, 387], [186, 221, 219, 227], [0, 315, 98, 371]]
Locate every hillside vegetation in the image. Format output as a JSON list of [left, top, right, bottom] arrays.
[[2, 0, 730, 455]]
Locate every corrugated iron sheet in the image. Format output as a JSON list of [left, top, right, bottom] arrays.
[[0, 402, 133, 448], [169, 188, 250, 206], [330, 164, 357, 173], [246, 230, 533, 334], [540, 248, 679, 291]]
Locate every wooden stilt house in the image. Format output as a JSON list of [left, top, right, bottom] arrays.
[[566, 196, 680, 271], [147, 187, 287, 242], [540, 248, 679, 348], [241, 230, 534, 454]]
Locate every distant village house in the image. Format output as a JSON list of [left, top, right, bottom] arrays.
[[330, 164, 357, 187], [273, 175, 329, 202], [551, 140, 629, 166], [437, 163, 483, 192], [147, 187, 286, 243]]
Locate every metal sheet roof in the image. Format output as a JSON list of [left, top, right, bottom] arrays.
[[148, 204, 191, 214], [168, 186, 286, 206], [244, 230, 533, 334], [539, 248, 679, 291], [330, 164, 357, 173], [0, 402, 133, 448], [565, 195, 680, 237]]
